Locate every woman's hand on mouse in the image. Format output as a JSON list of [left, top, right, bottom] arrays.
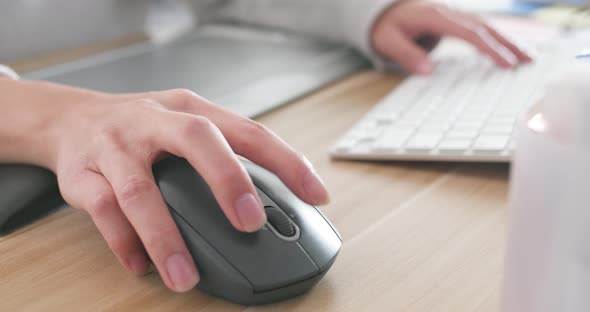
[[0, 79, 330, 293], [371, 0, 532, 75]]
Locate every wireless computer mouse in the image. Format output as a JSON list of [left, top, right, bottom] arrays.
[[152, 156, 341, 305]]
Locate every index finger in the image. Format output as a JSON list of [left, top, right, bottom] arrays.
[[424, 10, 519, 68], [158, 112, 267, 233], [482, 24, 533, 63], [148, 90, 330, 207]]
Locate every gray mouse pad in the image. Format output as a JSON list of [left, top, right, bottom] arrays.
[[24, 24, 370, 118], [0, 165, 64, 235]]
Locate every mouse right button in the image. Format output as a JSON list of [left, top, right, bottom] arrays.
[[292, 204, 342, 270]]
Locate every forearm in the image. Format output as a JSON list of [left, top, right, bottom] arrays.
[[0, 78, 102, 168], [214, 0, 396, 58]]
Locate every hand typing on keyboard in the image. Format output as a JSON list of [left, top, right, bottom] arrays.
[[371, 0, 532, 75], [332, 32, 588, 162]]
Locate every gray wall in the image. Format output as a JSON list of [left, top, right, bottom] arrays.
[[0, 0, 148, 63]]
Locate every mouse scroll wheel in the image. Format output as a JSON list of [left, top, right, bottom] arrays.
[[265, 206, 296, 237]]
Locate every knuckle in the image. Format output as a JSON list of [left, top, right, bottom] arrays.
[[89, 191, 118, 218], [373, 31, 389, 54], [234, 120, 273, 154], [95, 122, 118, 138], [118, 176, 156, 206], [241, 120, 270, 139], [94, 124, 124, 150], [132, 98, 163, 109], [212, 163, 245, 186], [180, 116, 216, 138], [425, 4, 440, 15], [170, 89, 202, 110], [123, 98, 165, 113], [172, 88, 198, 100], [473, 24, 488, 36], [463, 11, 483, 23], [428, 3, 448, 14], [141, 229, 177, 254], [467, 25, 488, 42]]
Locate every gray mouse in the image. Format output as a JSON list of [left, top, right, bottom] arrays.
[[153, 156, 341, 305]]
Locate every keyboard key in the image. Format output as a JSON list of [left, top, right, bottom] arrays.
[[482, 124, 513, 135], [453, 119, 485, 130], [438, 139, 473, 153], [395, 120, 421, 129], [433, 106, 460, 117], [374, 113, 398, 125], [405, 133, 443, 152], [473, 135, 509, 152], [345, 130, 366, 141], [494, 109, 521, 117], [384, 78, 427, 104], [333, 139, 357, 152], [371, 129, 414, 152], [419, 123, 450, 132], [356, 130, 383, 142], [402, 113, 428, 123], [447, 129, 479, 140], [488, 116, 516, 126], [357, 120, 381, 131]]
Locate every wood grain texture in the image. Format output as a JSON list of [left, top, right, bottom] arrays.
[[7, 34, 147, 74], [0, 69, 511, 311]]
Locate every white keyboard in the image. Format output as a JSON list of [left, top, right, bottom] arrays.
[[331, 33, 589, 163]]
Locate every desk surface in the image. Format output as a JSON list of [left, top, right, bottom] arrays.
[[0, 63, 510, 312]]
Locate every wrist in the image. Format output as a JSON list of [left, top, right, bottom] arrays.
[[339, 0, 398, 69], [0, 79, 104, 170]]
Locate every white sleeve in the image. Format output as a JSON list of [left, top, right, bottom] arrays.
[[0, 65, 19, 80], [215, 0, 396, 61]]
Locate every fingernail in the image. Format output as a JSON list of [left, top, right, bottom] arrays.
[[235, 193, 265, 232], [301, 156, 330, 205], [303, 170, 330, 205], [165, 253, 199, 292], [416, 60, 433, 75], [127, 252, 150, 275]]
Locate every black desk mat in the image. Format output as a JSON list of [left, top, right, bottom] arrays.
[[0, 165, 64, 235]]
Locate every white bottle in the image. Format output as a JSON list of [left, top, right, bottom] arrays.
[[503, 63, 590, 312]]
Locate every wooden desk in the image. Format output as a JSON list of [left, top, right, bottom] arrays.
[[0, 64, 510, 311]]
